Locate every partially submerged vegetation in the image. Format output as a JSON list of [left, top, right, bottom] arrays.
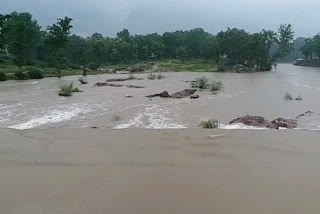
[[147, 72, 156, 80], [199, 119, 219, 129], [191, 76, 223, 92], [59, 82, 82, 96], [0, 71, 7, 81], [191, 77, 210, 89], [210, 81, 223, 92], [78, 77, 88, 84]]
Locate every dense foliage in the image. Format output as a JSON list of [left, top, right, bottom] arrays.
[[0, 11, 297, 79], [300, 34, 320, 61]]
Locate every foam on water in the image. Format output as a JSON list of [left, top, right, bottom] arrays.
[[219, 123, 268, 130], [9, 105, 91, 130], [115, 104, 186, 129]]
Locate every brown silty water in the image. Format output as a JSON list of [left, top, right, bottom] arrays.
[[1, 64, 320, 130]]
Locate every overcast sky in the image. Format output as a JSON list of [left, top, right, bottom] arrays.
[[1, 0, 319, 38]]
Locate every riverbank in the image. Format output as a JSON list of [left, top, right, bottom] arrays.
[[294, 59, 320, 67], [1, 127, 320, 214]]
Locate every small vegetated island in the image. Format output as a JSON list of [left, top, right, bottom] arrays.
[[0, 11, 297, 81]]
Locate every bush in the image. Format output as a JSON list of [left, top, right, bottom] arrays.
[[0, 71, 7, 81], [191, 76, 209, 89], [112, 115, 121, 122], [210, 81, 223, 92], [284, 93, 293, 100], [147, 72, 156, 80], [78, 77, 88, 84], [69, 63, 79, 69], [157, 74, 165, 80], [59, 82, 82, 96], [88, 63, 99, 70], [27, 69, 44, 79], [199, 119, 219, 129], [14, 70, 29, 80]]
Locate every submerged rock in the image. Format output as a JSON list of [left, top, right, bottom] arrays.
[[106, 77, 143, 82], [94, 82, 144, 88], [146, 91, 170, 98], [171, 89, 197, 98], [229, 115, 298, 129], [146, 89, 197, 99], [230, 115, 269, 127], [190, 94, 200, 99], [296, 111, 313, 119]]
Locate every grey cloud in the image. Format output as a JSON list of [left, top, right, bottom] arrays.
[[0, 0, 319, 37]]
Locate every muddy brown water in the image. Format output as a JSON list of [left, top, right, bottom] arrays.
[[1, 64, 320, 130]]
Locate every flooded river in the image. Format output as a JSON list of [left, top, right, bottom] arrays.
[[1, 64, 320, 130]]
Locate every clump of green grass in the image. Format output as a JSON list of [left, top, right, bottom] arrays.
[[199, 119, 219, 129], [191, 76, 209, 89], [78, 77, 88, 84], [147, 72, 156, 80], [156, 74, 165, 80], [0, 71, 7, 81], [284, 93, 293, 100], [27, 69, 44, 79], [112, 115, 121, 122], [14, 70, 29, 80], [210, 81, 223, 92], [59, 82, 82, 96]]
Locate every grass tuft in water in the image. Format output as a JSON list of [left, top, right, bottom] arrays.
[[199, 119, 219, 129], [191, 76, 209, 89], [59, 82, 82, 96], [210, 81, 223, 92], [78, 77, 88, 84], [284, 93, 293, 100]]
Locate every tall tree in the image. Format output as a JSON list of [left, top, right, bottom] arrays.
[[46, 17, 73, 78], [0, 14, 11, 51], [3, 12, 41, 68], [300, 38, 314, 61], [176, 46, 188, 63]]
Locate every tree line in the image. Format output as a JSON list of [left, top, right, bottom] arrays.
[[300, 34, 320, 61], [0, 11, 295, 78]]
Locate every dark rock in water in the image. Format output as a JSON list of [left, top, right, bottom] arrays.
[[126, 85, 144, 88], [125, 95, 133, 98], [295, 96, 303, 101], [94, 82, 123, 87], [190, 94, 200, 99], [267, 118, 298, 129], [230, 115, 269, 127], [106, 77, 143, 82], [146, 91, 170, 98], [171, 89, 197, 98], [91, 126, 98, 129], [230, 115, 298, 129], [94, 82, 144, 88], [296, 111, 314, 119], [146, 89, 196, 99]]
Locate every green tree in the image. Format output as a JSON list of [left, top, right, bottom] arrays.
[[117, 29, 131, 42], [312, 34, 320, 59], [300, 38, 314, 61], [0, 14, 10, 51], [3, 12, 41, 69], [176, 46, 188, 63], [46, 17, 73, 78]]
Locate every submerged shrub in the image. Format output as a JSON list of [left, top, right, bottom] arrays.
[[27, 69, 44, 79], [284, 93, 293, 100], [156, 74, 165, 80], [59, 82, 82, 96], [147, 72, 156, 80], [210, 81, 223, 92], [129, 73, 135, 79], [78, 77, 88, 84], [0, 71, 7, 81], [191, 76, 209, 89], [199, 119, 219, 129], [14, 70, 29, 80], [112, 115, 121, 122]]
